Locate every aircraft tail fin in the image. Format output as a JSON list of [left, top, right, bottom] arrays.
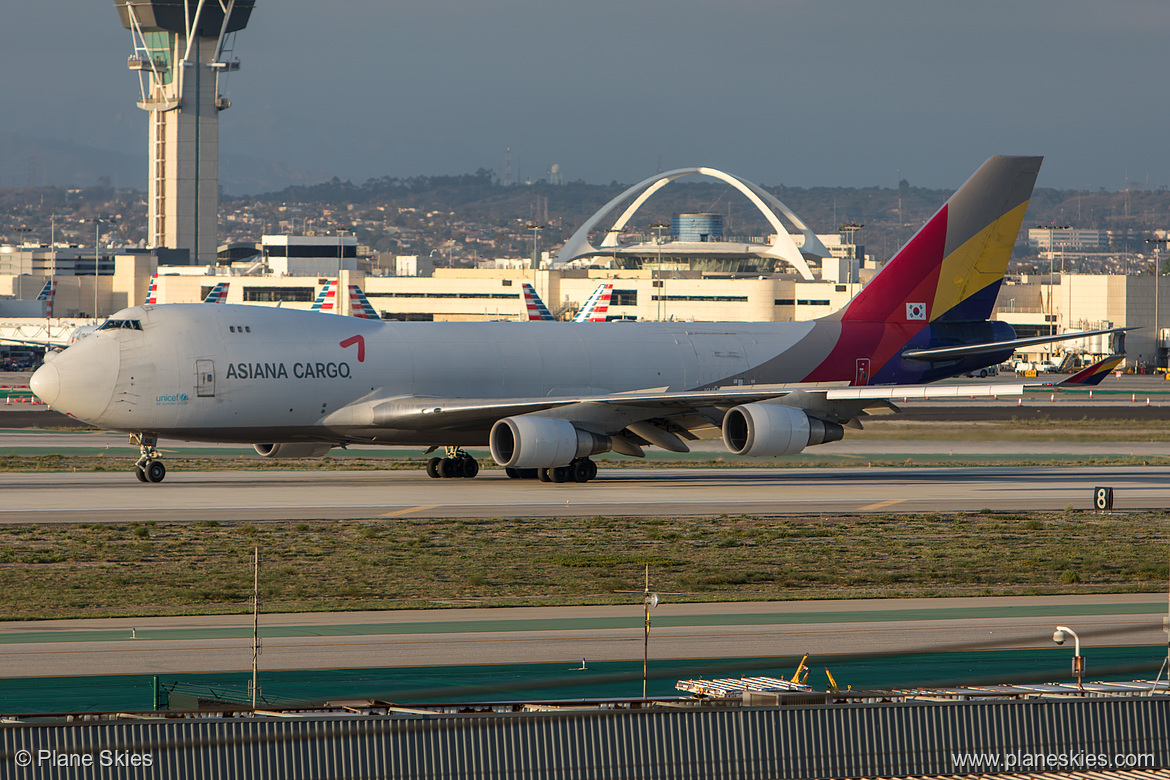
[[312, 279, 339, 312], [574, 282, 614, 322], [1058, 354, 1125, 387], [348, 285, 380, 319], [36, 280, 56, 317], [838, 156, 1042, 325], [145, 272, 159, 305], [522, 283, 555, 321], [202, 281, 230, 304]]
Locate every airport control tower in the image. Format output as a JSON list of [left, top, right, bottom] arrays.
[[115, 1, 255, 264]]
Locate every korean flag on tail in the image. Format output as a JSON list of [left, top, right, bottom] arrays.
[[906, 302, 927, 320]]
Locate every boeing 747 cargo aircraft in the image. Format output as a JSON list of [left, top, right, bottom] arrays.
[[30, 156, 1124, 484]]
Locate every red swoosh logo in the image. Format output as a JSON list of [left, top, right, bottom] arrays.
[[340, 334, 365, 362]]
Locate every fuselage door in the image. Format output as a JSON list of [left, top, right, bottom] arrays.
[[854, 357, 870, 386], [195, 359, 215, 398]]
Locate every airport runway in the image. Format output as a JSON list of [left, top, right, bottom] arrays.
[[0, 464, 1166, 523], [0, 594, 1163, 678]]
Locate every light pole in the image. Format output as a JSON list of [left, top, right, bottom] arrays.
[[1053, 625, 1084, 692], [642, 564, 659, 699], [81, 217, 116, 319], [337, 227, 349, 276], [1035, 224, 1070, 351], [838, 221, 864, 296], [528, 224, 544, 271], [1145, 238, 1168, 370], [651, 222, 668, 321]]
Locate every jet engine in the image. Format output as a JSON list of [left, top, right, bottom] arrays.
[[253, 443, 334, 459], [721, 404, 844, 457], [490, 416, 611, 468]]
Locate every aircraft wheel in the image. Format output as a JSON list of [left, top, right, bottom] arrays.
[[438, 457, 459, 478], [426, 457, 442, 478], [135, 466, 148, 483], [538, 468, 552, 483], [505, 467, 520, 479], [550, 466, 570, 483], [145, 460, 167, 484], [460, 456, 479, 478], [571, 458, 596, 483]]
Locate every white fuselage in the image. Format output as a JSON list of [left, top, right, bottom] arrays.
[[33, 304, 834, 446]]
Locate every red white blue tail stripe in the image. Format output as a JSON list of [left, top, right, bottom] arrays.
[[312, 279, 339, 312], [36, 280, 56, 318], [202, 281, 230, 304], [144, 272, 159, 305], [522, 283, 555, 321], [348, 285, 380, 319], [573, 283, 614, 323]]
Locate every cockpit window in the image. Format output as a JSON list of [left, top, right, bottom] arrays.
[[98, 319, 143, 331]]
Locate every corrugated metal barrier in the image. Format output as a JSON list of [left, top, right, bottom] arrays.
[[2, 698, 1168, 779]]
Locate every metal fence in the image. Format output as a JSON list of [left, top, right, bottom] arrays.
[[2, 697, 1168, 779]]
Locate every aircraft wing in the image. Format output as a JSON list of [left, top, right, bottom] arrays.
[[326, 381, 1026, 437]]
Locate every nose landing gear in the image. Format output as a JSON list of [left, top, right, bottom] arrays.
[[131, 433, 167, 483]]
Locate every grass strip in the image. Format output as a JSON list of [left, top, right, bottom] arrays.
[[0, 510, 1166, 621]]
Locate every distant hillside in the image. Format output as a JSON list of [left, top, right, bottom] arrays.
[[0, 133, 331, 195], [239, 172, 1170, 261]]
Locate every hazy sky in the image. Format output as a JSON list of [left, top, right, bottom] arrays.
[[4, 1, 1169, 190]]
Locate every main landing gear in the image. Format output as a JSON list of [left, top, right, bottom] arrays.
[[505, 457, 598, 484], [427, 447, 480, 479], [131, 433, 167, 484]]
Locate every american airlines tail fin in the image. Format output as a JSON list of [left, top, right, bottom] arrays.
[[522, 283, 555, 321], [347, 285, 380, 319], [36, 280, 56, 317], [202, 281, 230, 304], [1058, 354, 1125, 386], [311, 279, 339, 312], [837, 156, 1042, 326], [573, 283, 614, 323], [144, 272, 159, 305]]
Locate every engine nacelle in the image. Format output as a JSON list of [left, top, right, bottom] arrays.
[[490, 416, 611, 468], [721, 403, 844, 457], [253, 442, 334, 459]]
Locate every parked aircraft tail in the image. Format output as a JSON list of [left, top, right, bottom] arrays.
[[521, 283, 555, 321], [144, 272, 159, 305], [36, 280, 56, 317], [347, 284, 380, 319], [311, 279, 339, 312], [1058, 354, 1125, 386], [573, 283, 614, 323], [202, 281, 230, 304]]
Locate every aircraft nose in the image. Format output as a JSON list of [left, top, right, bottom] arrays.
[[29, 361, 60, 405], [31, 336, 120, 422]]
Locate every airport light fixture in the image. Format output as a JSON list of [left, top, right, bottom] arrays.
[[1053, 625, 1084, 691], [1146, 238, 1168, 370], [643, 565, 659, 699], [528, 224, 544, 271], [1035, 224, 1070, 340], [337, 227, 349, 276], [81, 217, 117, 319], [651, 222, 669, 320]]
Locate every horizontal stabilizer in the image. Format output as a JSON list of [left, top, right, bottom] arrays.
[[901, 326, 1133, 362]]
